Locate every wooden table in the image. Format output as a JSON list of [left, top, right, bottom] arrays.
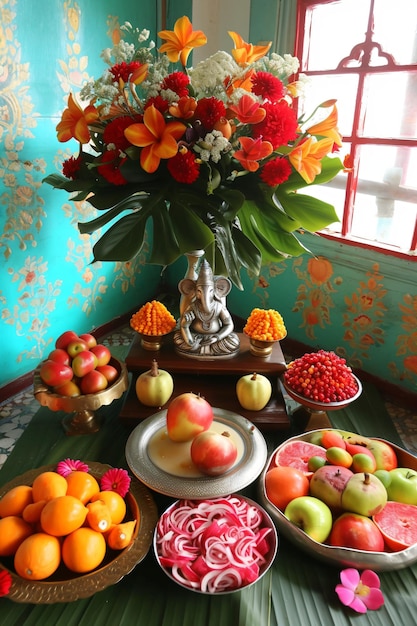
[[119, 332, 290, 431]]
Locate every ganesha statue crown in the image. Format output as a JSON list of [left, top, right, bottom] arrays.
[[173, 259, 240, 359]]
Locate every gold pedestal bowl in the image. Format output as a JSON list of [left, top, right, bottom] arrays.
[[33, 357, 129, 435]]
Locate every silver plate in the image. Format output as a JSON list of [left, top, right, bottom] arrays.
[[125, 408, 268, 499]]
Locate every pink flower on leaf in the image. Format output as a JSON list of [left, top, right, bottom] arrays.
[[336, 568, 384, 613], [0, 569, 12, 597], [100, 468, 131, 497], [56, 458, 90, 477]]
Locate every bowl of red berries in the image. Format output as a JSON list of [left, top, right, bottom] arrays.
[[282, 349, 362, 412]]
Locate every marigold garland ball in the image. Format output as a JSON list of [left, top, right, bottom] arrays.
[[130, 300, 176, 336], [243, 308, 287, 341]]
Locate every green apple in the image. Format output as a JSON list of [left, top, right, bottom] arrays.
[[236, 372, 272, 411], [341, 472, 387, 516], [386, 467, 417, 504], [284, 496, 333, 543], [135, 360, 174, 407]]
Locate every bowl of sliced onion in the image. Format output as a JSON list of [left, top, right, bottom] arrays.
[[153, 494, 278, 594]]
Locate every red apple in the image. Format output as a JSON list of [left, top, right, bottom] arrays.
[[96, 364, 119, 384], [329, 512, 385, 552], [39, 360, 73, 388], [67, 339, 89, 358], [190, 430, 238, 476], [89, 344, 111, 366], [53, 379, 81, 397], [166, 392, 214, 442], [48, 348, 71, 366], [80, 370, 108, 394], [79, 333, 97, 349], [55, 330, 80, 350], [71, 350, 97, 378]]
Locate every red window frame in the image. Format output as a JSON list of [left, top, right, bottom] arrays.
[[294, 0, 417, 258]]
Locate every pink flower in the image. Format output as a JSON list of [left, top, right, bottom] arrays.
[[56, 458, 90, 477], [0, 569, 12, 597], [335, 568, 384, 613], [100, 468, 131, 497]]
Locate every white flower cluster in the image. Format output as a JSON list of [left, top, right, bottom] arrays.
[[194, 131, 232, 163], [260, 52, 300, 79], [189, 51, 245, 100]]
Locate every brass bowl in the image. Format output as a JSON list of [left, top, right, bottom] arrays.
[[135, 331, 174, 351], [0, 462, 158, 603], [282, 374, 362, 412], [247, 332, 287, 357], [33, 357, 129, 435]]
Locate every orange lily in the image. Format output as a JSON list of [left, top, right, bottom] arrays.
[[234, 136, 273, 172], [130, 63, 148, 86], [56, 93, 99, 144], [124, 105, 186, 173], [224, 69, 255, 98], [228, 94, 266, 125], [169, 96, 197, 120], [228, 31, 271, 66], [306, 105, 342, 147], [288, 136, 334, 184], [158, 16, 207, 67]]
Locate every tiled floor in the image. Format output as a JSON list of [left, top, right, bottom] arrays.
[[1, 324, 416, 470]]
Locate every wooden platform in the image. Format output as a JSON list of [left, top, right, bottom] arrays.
[[118, 333, 290, 432]]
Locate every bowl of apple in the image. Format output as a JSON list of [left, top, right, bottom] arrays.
[[33, 330, 129, 435], [258, 428, 417, 571]]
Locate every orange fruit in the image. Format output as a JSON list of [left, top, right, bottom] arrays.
[[373, 501, 417, 551], [86, 500, 112, 533], [0, 516, 33, 556], [40, 495, 88, 536], [62, 527, 106, 573], [106, 520, 137, 550], [0, 484, 33, 517], [14, 532, 61, 580], [31, 471, 68, 502], [264, 465, 310, 511], [65, 471, 100, 504], [90, 491, 126, 524], [22, 500, 47, 524]]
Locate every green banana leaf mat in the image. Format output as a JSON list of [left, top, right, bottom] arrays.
[[0, 345, 416, 625]]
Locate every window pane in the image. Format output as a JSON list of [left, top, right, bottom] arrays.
[[351, 145, 417, 250], [299, 74, 358, 138], [305, 0, 370, 71], [374, 0, 417, 64], [362, 72, 417, 140]]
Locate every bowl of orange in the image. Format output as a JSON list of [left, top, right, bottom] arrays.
[[0, 462, 158, 603]]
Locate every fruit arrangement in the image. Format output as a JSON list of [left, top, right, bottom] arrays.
[[130, 300, 176, 335], [284, 350, 359, 403], [243, 308, 287, 341], [262, 429, 417, 555], [0, 461, 137, 581], [165, 392, 238, 476], [38, 330, 118, 396]]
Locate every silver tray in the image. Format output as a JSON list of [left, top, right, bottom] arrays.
[[258, 429, 417, 571], [125, 408, 267, 499]]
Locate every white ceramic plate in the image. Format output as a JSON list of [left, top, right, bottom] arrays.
[[125, 408, 267, 499]]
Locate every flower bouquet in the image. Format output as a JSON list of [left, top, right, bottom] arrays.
[[43, 16, 344, 289]]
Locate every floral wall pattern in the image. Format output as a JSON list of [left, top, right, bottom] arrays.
[[0, 0, 162, 389]]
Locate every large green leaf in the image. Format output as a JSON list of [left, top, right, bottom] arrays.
[[277, 191, 339, 232], [91, 213, 147, 262], [169, 202, 215, 254]]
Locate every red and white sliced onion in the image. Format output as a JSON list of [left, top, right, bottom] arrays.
[[155, 496, 273, 593]]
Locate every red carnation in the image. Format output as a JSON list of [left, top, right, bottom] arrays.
[[194, 97, 226, 131], [109, 61, 143, 83], [251, 71, 285, 103], [161, 71, 190, 97], [167, 150, 200, 184], [103, 116, 136, 151], [260, 157, 292, 186], [97, 150, 128, 185], [144, 96, 169, 114], [62, 155, 82, 180], [252, 101, 298, 149]]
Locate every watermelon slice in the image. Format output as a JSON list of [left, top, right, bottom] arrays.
[[273, 440, 327, 476], [373, 501, 417, 551]]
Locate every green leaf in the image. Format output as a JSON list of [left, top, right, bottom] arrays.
[[91, 213, 147, 262], [149, 203, 181, 266], [170, 202, 215, 254], [278, 192, 339, 232]]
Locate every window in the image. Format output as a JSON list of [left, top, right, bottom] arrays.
[[295, 0, 417, 257]]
